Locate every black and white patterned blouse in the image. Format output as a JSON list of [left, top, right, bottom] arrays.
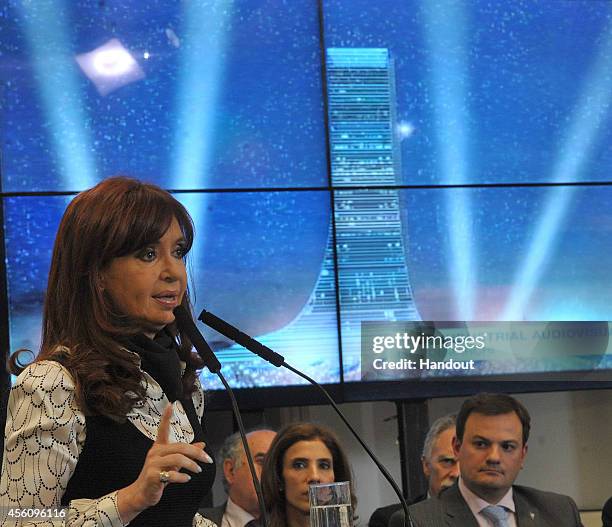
[[0, 359, 216, 527]]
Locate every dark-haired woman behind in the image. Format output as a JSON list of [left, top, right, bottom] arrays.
[[261, 423, 357, 527], [0, 177, 216, 526]]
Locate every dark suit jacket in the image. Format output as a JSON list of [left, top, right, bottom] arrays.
[[389, 483, 583, 527], [199, 502, 227, 527], [603, 496, 612, 527], [369, 497, 426, 527]]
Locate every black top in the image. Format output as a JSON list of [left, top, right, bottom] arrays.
[[62, 411, 215, 527], [63, 332, 216, 526], [368, 496, 426, 527]]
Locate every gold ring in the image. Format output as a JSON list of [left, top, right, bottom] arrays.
[[159, 470, 171, 484]]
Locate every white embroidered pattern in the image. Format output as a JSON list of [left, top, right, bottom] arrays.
[[193, 513, 218, 527], [0, 360, 206, 526]]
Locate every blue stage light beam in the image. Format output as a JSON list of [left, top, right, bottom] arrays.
[[539, 303, 604, 323], [503, 22, 612, 320], [421, 0, 475, 319], [17, 0, 96, 190], [171, 0, 233, 259]]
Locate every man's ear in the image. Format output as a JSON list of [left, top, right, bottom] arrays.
[[452, 435, 461, 457], [520, 443, 528, 469], [224, 459, 235, 484], [421, 456, 431, 479]]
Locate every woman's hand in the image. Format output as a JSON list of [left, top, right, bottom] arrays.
[[117, 404, 212, 523]]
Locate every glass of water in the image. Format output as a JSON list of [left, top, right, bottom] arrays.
[[309, 481, 353, 527]]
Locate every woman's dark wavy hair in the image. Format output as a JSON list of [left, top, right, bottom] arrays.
[[8, 176, 204, 419], [261, 422, 357, 527]]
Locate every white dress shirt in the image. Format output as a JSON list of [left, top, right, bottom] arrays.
[[458, 477, 518, 527], [221, 497, 256, 527]]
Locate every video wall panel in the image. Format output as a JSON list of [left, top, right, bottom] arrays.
[[3, 0, 612, 398], [323, 0, 612, 186], [1, 0, 327, 192], [4, 190, 340, 389], [338, 186, 612, 382]]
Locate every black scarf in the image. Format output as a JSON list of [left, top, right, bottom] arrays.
[[125, 330, 205, 442], [127, 330, 184, 402]]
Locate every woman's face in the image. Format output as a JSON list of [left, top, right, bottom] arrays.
[[281, 439, 335, 516], [100, 217, 188, 337]]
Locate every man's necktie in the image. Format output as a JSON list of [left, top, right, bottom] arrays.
[[481, 505, 510, 527]]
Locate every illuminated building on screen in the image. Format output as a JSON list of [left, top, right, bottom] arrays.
[[213, 48, 420, 384], [326, 47, 420, 329]]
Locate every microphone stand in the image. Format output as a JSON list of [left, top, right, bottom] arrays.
[[174, 306, 270, 527], [199, 309, 413, 527]]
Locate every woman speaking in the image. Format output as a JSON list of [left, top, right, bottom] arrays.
[[0, 177, 215, 526]]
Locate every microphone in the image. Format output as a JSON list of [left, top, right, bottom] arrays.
[[173, 306, 221, 373], [199, 310, 284, 367], [198, 308, 413, 527], [173, 306, 269, 527]]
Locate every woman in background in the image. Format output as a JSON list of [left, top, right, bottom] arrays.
[[261, 423, 357, 527], [0, 177, 215, 526]]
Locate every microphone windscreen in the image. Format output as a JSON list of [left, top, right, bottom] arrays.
[[174, 305, 222, 373]]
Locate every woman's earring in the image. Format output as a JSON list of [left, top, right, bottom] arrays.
[[97, 273, 105, 292]]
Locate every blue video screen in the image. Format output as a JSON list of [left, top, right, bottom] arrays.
[[4, 191, 339, 388], [1, 0, 326, 192], [339, 186, 612, 382], [2, 0, 612, 393], [323, 0, 612, 186]]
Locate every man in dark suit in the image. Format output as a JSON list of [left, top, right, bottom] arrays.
[[390, 393, 583, 527], [369, 414, 459, 527], [200, 429, 276, 527], [603, 496, 612, 527]]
